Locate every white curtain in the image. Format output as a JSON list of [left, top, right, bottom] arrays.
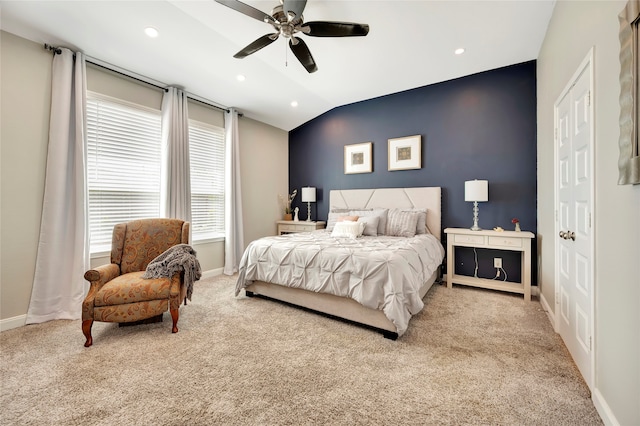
[[26, 49, 89, 323], [224, 108, 244, 275], [160, 87, 192, 224]]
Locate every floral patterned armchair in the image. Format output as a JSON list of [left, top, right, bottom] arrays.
[[82, 218, 190, 347]]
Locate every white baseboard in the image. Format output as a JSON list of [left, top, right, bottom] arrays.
[[1, 269, 224, 333], [200, 268, 224, 280], [0, 314, 27, 332], [592, 388, 620, 426], [539, 291, 558, 332]]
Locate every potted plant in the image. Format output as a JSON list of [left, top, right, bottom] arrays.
[[512, 217, 521, 232], [279, 190, 297, 221]]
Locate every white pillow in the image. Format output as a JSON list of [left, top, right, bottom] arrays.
[[357, 216, 379, 237], [327, 207, 370, 232], [350, 209, 388, 235], [331, 221, 365, 238], [326, 212, 343, 232]]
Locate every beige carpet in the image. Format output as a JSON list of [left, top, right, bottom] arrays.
[[1, 274, 601, 425]]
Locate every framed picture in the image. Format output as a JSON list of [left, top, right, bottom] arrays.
[[388, 135, 422, 171], [344, 142, 372, 174]]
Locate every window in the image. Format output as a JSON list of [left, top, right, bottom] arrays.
[[87, 93, 162, 253], [86, 92, 226, 253], [189, 120, 225, 241]]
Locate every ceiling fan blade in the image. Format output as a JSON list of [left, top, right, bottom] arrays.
[[283, 0, 307, 20], [234, 33, 279, 59], [215, 0, 277, 26], [289, 37, 317, 73], [301, 21, 370, 37]]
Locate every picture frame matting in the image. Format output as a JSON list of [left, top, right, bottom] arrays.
[[388, 135, 422, 171], [344, 142, 373, 174]]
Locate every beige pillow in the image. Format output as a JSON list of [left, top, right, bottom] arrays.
[[337, 215, 359, 222]]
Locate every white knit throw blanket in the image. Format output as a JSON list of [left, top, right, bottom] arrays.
[[142, 244, 201, 301]]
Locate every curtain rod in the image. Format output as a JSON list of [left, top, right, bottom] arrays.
[[44, 43, 240, 116]]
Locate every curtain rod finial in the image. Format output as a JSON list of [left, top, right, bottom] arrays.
[[44, 43, 62, 55]]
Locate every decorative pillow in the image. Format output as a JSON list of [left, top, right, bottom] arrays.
[[357, 216, 380, 237], [330, 207, 352, 213], [350, 209, 388, 235], [326, 208, 368, 231], [386, 209, 420, 237], [326, 212, 344, 232], [337, 215, 359, 222], [402, 208, 429, 234], [332, 206, 372, 212], [331, 221, 365, 238]]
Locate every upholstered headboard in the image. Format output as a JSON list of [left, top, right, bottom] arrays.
[[328, 187, 442, 241]]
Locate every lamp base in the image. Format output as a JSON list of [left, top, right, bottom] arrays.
[[470, 201, 482, 231], [306, 201, 312, 222]]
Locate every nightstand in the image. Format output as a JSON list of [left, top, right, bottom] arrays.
[[444, 227, 535, 301], [277, 221, 326, 235]]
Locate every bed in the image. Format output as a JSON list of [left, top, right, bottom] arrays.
[[235, 187, 444, 339]]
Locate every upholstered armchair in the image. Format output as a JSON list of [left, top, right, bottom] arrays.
[[82, 218, 190, 347]]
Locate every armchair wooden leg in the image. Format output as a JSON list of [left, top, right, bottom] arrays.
[[82, 320, 93, 347], [170, 309, 179, 333]]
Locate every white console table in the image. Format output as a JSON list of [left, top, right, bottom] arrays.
[[444, 228, 535, 301]]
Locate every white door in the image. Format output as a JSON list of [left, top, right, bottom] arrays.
[[555, 52, 594, 389]]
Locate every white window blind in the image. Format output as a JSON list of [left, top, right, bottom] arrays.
[[87, 93, 162, 253], [189, 120, 225, 241]]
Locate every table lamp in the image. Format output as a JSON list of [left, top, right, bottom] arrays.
[[464, 180, 488, 231], [301, 187, 316, 222]]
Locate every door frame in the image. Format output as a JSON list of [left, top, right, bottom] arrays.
[[553, 47, 595, 391]]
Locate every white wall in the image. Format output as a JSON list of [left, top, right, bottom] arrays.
[[537, 1, 640, 424], [0, 31, 288, 325]]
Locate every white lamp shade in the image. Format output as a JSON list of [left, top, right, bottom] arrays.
[[464, 180, 488, 202], [301, 187, 316, 202]]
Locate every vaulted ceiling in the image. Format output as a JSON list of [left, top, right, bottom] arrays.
[[1, 0, 555, 131]]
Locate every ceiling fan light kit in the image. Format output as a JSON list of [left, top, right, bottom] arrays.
[[215, 0, 369, 73]]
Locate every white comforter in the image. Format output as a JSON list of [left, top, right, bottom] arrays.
[[235, 231, 445, 336]]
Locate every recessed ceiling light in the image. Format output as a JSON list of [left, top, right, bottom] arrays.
[[454, 48, 465, 55], [236, 74, 246, 82], [291, 101, 298, 107], [145, 27, 159, 38]]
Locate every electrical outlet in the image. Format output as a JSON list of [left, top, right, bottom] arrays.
[[494, 258, 502, 268]]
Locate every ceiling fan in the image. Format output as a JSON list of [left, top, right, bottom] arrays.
[[215, 0, 370, 73]]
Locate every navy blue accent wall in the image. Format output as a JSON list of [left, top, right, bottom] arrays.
[[289, 61, 537, 283]]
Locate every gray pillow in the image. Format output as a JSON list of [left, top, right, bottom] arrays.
[[329, 207, 352, 213], [350, 209, 388, 235], [402, 208, 429, 234], [386, 209, 420, 237]]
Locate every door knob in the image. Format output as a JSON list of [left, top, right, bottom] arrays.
[[559, 231, 567, 239], [568, 231, 575, 241]]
